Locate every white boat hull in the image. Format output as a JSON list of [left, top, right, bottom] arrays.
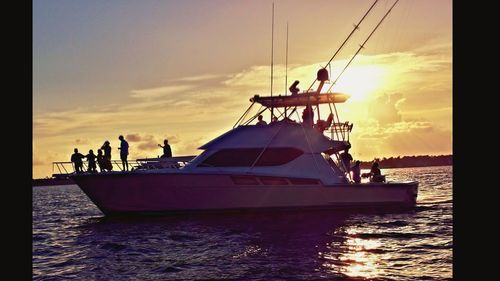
[[72, 173, 418, 215]]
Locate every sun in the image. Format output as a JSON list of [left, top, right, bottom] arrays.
[[329, 64, 387, 101]]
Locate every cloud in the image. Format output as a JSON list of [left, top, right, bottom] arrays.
[[122, 133, 180, 154], [172, 74, 226, 82], [137, 139, 159, 151], [352, 120, 451, 160], [130, 85, 197, 99], [126, 133, 142, 142], [367, 93, 405, 125], [75, 138, 89, 145]]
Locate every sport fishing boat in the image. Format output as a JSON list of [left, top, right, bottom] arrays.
[[63, 0, 418, 215]]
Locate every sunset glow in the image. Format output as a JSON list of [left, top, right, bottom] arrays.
[[331, 64, 387, 101], [33, 0, 452, 178]]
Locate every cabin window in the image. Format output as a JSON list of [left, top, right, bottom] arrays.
[[199, 147, 303, 167]]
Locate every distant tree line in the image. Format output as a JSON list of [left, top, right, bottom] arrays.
[[358, 154, 452, 169]]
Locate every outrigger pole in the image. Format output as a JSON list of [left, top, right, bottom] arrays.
[[327, 0, 401, 93], [303, 0, 379, 93]]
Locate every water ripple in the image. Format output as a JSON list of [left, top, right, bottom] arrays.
[[33, 166, 452, 280]]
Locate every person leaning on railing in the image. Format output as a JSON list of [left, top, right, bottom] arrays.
[[158, 139, 172, 158]]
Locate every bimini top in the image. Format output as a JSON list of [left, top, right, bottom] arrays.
[[250, 92, 350, 107]]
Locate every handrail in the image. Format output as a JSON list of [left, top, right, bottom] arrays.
[[52, 156, 196, 175]]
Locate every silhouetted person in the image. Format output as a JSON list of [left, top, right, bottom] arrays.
[[302, 104, 314, 127], [340, 148, 353, 173], [289, 80, 300, 95], [370, 162, 385, 182], [256, 115, 267, 125], [101, 141, 112, 171], [85, 149, 97, 173], [97, 149, 106, 172], [118, 135, 129, 171], [351, 160, 361, 183], [158, 139, 172, 158], [71, 148, 85, 173]]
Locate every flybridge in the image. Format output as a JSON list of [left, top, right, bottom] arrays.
[[250, 92, 350, 108]]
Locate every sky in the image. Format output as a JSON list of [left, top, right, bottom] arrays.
[[33, 0, 452, 178]]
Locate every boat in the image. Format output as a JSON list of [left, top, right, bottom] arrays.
[[56, 0, 418, 215]]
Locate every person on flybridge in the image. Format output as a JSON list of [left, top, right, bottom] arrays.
[[256, 115, 267, 125]]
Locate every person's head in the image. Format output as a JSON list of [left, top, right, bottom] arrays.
[[74, 148, 78, 153], [119, 135, 124, 141], [97, 149, 102, 155], [89, 149, 94, 154], [104, 140, 110, 145], [355, 160, 360, 166], [258, 115, 263, 121], [372, 162, 379, 168], [164, 139, 168, 144]]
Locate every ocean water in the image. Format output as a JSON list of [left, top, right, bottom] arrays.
[[32, 166, 452, 280]]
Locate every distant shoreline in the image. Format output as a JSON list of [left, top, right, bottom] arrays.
[[32, 177, 74, 187], [358, 155, 452, 169]]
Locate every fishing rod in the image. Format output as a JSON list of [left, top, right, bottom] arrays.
[[326, 0, 401, 93], [303, 0, 379, 93]]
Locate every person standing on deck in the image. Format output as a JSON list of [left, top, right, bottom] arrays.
[[158, 139, 172, 158], [340, 148, 353, 173], [96, 149, 106, 172], [100, 141, 112, 171], [118, 135, 129, 171], [71, 148, 85, 173], [85, 149, 97, 173], [351, 160, 361, 183]]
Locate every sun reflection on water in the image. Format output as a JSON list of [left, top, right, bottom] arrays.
[[321, 227, 385, 279]]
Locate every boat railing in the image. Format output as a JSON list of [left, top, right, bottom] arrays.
[[51, 156, 196, 176], [328, 121, 353, 142], [134, 156, 196, 170]]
